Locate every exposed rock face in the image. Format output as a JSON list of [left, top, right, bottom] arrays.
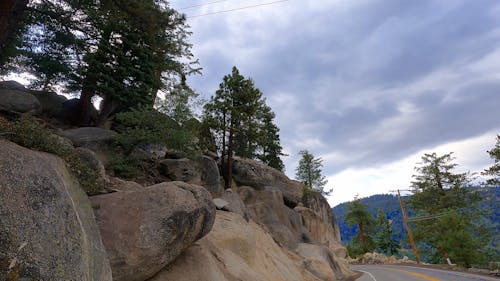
[[0, 140, 112, 281], [232, 157, 303, 206], [61, 127, 117, 149], [220, 188, 250, 220], [150, 211, 324, 281], [238, 185, 310, 249], [0, 80, 26, 91], [129, 144, 168, 161], [30, 90, 67, 117], [298, 193, 346, 258], [159, 156, 223, 196], [199, 155, 223, 196], [90, 181, 216, 281], [0, 88, 40, 113], [159, 158, 197, 182]]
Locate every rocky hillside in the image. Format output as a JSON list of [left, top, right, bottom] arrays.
[[0, 81, 357, 281]]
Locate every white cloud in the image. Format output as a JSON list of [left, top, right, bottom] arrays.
[[326, 129, 499, 207]]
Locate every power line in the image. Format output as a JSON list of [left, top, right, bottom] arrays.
[[179, 0, 232, 10], [187, 0, 289, 18]]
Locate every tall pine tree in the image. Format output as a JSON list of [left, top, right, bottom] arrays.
[[409, 152, 485, 267], [203, 66, 285, 187]]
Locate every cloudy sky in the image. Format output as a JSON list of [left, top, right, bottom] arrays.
[[170, 0, 500, 206]]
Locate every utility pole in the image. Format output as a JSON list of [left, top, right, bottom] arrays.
[[396, 189, 420, 264]]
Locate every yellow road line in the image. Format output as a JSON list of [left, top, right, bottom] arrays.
[[387, 268, 440, 281]]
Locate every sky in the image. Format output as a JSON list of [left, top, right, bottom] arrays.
[[173, 0, 500, 207]]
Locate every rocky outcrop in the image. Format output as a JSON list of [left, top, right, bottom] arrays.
[[238, 185, 311, 249], [149, 211, 325, 281], [159, 156, 223, 196], [0, 87, 41, 113], [90, 181, 216, 281], [297, 193, 346, 258], [0, 140, 112, 281], [232, 157, 303, 206], [61, 127, 117, 150]]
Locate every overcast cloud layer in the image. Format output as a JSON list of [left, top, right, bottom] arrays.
[[171, 0, 500, 205]]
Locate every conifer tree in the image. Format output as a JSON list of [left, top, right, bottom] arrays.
[[483, 135, 500, 185], [1, 0, 198, 125], [203, 66, 285, 187], [295, 150, 331, 195], [409, 152, 485, 267], [345, 198, 375, 250], [375, 209, 399, 256]]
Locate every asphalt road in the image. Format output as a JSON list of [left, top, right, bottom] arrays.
[[352, 265, 500, 281]]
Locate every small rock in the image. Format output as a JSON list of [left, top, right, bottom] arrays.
[[213, 198, 229, 209]]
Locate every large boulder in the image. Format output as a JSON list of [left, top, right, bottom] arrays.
[[295, 243, 358, 281], [0, 140, 112, 281], [198, 155, 223, 196], [90, 181, 216, 281], [30, 90, 68, 117], [0, 88, 41, 113], [232, 157, 303, 207], [159, 156, 224, 196], [159, 158, 198, 182], [238, 186, 310, 249], [150, 211, 322, 281], [61, 127, 117, 150], [0, 80, 26, 91]]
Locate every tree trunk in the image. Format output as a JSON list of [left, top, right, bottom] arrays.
[[0, 0, 28, 57], [225, 120, 234, 190], [359, 223, 366, 247], [75, 86, 94, 126], [97, 96, 120, 127]]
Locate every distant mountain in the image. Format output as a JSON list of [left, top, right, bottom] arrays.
[[332, 186, 499, 247]]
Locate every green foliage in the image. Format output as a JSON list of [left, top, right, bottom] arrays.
[[483, 135, 500, 185], [1, 115, 72, 157], [375, 209, 399, 256], [109, 153, 139, 178], [409, 152, 487, 267], [113, 109, 196, 155], [2, 0, 199, 123], [0, 115, 103, 195], [203, 66, 285, 171], [295, 150, 330, 195], [344, 198, 375, 251]]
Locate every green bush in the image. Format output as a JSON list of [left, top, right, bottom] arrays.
[[109, 153, 139, 178], [114, 109, 197, 154]]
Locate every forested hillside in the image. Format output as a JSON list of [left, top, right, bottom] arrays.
[[333, 186, 499, 247]]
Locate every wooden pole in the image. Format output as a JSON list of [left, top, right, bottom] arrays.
[[397, 190, 420, 264]]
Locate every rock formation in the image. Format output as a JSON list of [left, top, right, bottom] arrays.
[[0, 89, 354, 281], [90, 181, 215, 281], [0, 141, 112, 281]]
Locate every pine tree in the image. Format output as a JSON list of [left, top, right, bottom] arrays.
[[375, 209, 399, 256], [295, 150, 331, 195], [409, 152, 485, 267], [203, 66, 286, 186], [345, 198, 375, 256], [483, 135, 500, 185], [2, 0, 198, 125]]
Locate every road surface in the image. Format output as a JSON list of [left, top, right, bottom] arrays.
[[352, 265, 500, 281]]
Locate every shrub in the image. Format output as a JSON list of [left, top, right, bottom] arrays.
[[114, 109, 199, 156]]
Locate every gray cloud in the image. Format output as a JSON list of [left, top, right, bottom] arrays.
[[172, 0, 500, 175]]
